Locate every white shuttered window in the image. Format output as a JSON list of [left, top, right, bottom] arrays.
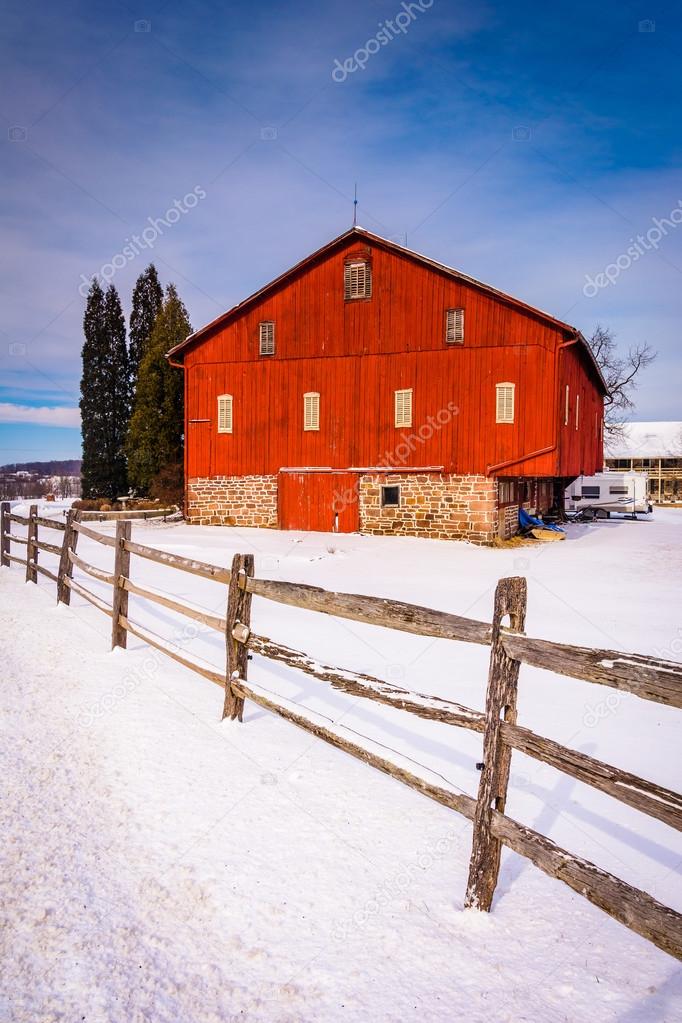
[[495, 383, 515, 424], [344, 261, 372, 299], [445, 308, 464, 344], [304, 392, 320, 431], [394, 388, 413, 427], [217, 394, 233, 434], [259, 321, 275, 356]]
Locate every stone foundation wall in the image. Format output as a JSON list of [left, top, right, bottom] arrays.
[[185, 471, 545, 546], [359, 473, 498, 545], [500, 502, 519, 540], [187, 475, 278, 527]]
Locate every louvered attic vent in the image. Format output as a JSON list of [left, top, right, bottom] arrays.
[[259, 321, 275, 356], [344, 261, 372, 300], [445, 308, 464, 344]]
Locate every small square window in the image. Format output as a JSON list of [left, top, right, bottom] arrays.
[[381, 485, 400, 507], [499, 480, 516, 504]]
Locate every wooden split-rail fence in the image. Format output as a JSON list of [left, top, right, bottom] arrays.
[[2, 501, 682, 959]]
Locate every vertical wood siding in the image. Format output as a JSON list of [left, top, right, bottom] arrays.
[[183, 238, 603, 480], [557, 343, 604, 477], [279, 472, 359, 532]]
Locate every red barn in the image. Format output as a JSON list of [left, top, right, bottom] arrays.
[[167, 227, 606, 543]]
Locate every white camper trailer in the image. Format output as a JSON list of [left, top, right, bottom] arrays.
[[564, 472, 652, 518]]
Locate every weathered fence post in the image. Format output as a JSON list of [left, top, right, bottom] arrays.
[[57, 510, 80, 605], [0, 502, 9, 568], [25, 504, 38, 583], [465, 575, 527, 911], [111, 519, 132, 650], [222, 553, 255, 721]]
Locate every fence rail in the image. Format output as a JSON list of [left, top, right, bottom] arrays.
[[72, 519, 117, 547], [77, 506, 175, 522], [35, 515, 66, 532], [1, 499, 681, 960]]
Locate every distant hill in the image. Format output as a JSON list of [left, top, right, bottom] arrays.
[[0, 459, 82, 475]]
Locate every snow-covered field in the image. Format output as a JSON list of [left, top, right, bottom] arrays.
[[2, 505, 681, 1022]]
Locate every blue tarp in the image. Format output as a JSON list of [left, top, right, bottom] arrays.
[[518, 507, 565, 533]]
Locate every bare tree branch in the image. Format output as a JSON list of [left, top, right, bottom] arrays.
[[587, 325, 657, 438]]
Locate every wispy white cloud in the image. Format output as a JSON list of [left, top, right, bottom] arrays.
[[0, 0, 680, 451], [0, 404, 81, 428]]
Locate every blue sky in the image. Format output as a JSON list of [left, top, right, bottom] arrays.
[[1, 0, 681, 464]]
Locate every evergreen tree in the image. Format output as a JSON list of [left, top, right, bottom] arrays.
[[127, 284, 190, 493], [80, 279, 107, 499], [103, 284, 130, 496], [128, 264, 163, 391], [79, 280, 130, 499]]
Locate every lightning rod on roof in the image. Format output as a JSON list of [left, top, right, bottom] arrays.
[[353, 183, 358, 227]]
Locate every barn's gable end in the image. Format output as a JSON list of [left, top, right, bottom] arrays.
[[179, 232, 577, 368]]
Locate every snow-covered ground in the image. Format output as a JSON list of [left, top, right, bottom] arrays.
[[2, 506, 681, 1022]]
